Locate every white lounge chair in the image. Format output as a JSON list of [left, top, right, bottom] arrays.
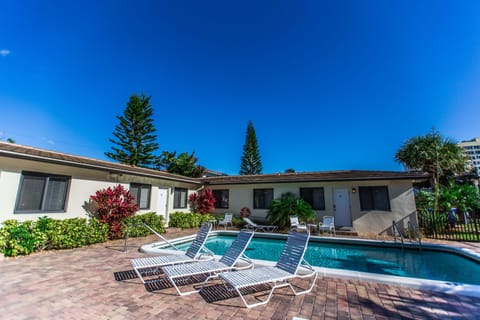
[[214, 229, 317, 308], [130, 223, 213, 283], [162, 229, 255, 296], [242, 217, 277, 232], [218, 213, 233, 229], [318, 215, 335, 236], [289, 215, 307, 230]]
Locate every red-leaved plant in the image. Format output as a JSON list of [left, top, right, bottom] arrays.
[[188, 188, 216, 214], [89, 184, 139, 239]]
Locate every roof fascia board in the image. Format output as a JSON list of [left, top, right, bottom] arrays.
[[0, 150, 201, 185], [203, 176, 429, 185]]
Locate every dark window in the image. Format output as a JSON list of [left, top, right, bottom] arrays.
[[253, 189, 273, 209], [300, 187, 325, 210], [173, 187, 188, 209], [212, 189, 229, 209], [130, 183, 151, 209], [359, 186, 391, 211], [15, 172, 70, 213]]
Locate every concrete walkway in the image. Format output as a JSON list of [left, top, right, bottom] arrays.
[[1, 229, 479, 320]]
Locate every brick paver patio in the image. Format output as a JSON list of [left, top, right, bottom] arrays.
[[1, 229, 479, 320]]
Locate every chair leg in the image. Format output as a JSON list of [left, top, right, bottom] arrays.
[[287, 271, 318, 296], [133, 267, 146, 284], [167, 274, 203, 296], [234, 284, 278, 308]]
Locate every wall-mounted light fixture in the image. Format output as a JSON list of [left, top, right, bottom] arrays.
[[351, 187, 357, 194]]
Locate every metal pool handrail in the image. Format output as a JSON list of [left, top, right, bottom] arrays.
[[392, 220, 404, 250], [123, 223, 179, 252]]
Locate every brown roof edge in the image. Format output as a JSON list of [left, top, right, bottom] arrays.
[[0, 142, 202, 185], [201, 170, 430, 185]]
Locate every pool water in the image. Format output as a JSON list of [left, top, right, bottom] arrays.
[[176, 234, 480, 285]]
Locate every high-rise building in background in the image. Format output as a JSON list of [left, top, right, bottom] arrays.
[[458, 137, 480, 176]]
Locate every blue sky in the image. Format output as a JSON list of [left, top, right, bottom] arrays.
[[1, 1, 480, 175]]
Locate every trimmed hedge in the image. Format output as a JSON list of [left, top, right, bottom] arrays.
[[0, 220, 46, 257], [168, 212, 215, 229], [38, 217, 109, 250], [0, 217, 109, 256], [0, 213, 166, 257]]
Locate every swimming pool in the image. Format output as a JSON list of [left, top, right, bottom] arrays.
[[141, 231, 480, 297]]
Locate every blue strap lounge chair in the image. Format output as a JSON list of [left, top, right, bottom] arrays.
[[130, 223, 213, 283], [242, 217, 278, 232], [162, 229, 255, 296], [214, 229, 318, 308]]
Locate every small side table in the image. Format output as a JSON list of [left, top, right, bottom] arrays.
[[307, 223, 318, 235], [208, 219, 218, 229]]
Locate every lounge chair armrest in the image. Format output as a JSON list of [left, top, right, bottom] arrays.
[[235, 254, 253, 269], [299, 258, 315, 272], [199, 247, 215, 258]]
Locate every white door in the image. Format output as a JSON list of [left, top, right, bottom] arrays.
[[156, 188, 168, 220], [334, 189, 352, 227]]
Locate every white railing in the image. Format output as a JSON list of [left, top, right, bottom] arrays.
[[123, 223, 179, 252]]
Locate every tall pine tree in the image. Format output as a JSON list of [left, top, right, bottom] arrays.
[[239, 120, 263, 175], [105, 93, 159, 168]]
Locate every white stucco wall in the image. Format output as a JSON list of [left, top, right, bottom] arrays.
[[210, 179, 418, 234], [0, 156, 198, 223], [0, 171, 22, 217]]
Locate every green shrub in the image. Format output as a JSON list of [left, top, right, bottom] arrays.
[[122, 212, 165, 237], [86, 218, 109, 244], [0, 220, 46, 257], [232, 215, 245, 228], [41, 218, 88, 249], [266, 192, 315, 229], [0, 217, 108, 257], [169, 212, 215, 229]]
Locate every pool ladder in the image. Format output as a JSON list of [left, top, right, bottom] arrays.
[[392, 221, 422, 251], [123, 223, 179, 252]]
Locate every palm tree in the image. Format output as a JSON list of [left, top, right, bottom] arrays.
[[395, 129, 467, 212]]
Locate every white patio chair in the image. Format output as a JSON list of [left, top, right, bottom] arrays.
[[318, 216, 335, 236], [130, 223, 213, 283], [242, 217, 278, 232], [213, 229, 318, 308], [289, 215, 307, 230], [218, 212, 233, 229], [162, 229, 255, 296]]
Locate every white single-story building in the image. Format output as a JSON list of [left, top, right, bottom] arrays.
[[0, 142, 428, 234]]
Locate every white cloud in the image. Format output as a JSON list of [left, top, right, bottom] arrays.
[[47, 139, 55, 145], [0, 49, 11, 57]]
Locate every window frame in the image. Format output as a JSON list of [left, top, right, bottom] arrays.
[[173, 187, 188, 209], [130, 183, 151, 210], [212, 189, 229, 209], [359, 186, 391, 211], [299, 187, 326, 210], [253, 188, 274, 209], [15, 171, 70, 213]]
